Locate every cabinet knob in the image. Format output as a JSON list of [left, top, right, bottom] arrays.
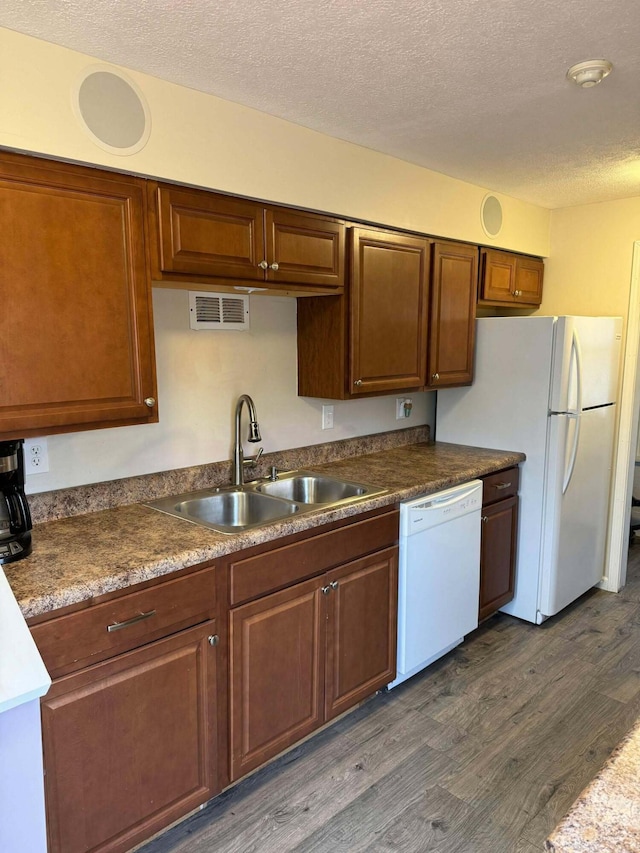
[[432, 373, 439, 382], [354, 379, 363, 387], [330, 580, 339, 590], [321, 585, 331, 595], [208, 635, 219, 646], [270, 262, 279, 271], [144, 397, 156, 408], [482, 516, 488, 523], [514, 290, 521, 297], [258, 260, 269, 270]]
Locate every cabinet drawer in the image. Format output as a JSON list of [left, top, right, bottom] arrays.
[[229, 509, 399, 605], [482, 467, 519, 505], [31, 566, 217, 677]]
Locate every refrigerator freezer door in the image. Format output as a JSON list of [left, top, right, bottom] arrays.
[[539, 405, 616, 619], [549, 316, 622, 412]]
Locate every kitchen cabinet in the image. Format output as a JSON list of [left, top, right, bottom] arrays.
[[297, 227, 431, 398], [33, 565, 222, 853], [427, 240, 478, 388], [0, 150, 157, 440], [228, 508, 398, 780], [479, 467, 519, 621], [148, 183, 346, 294], [478, 248, 544, 307]]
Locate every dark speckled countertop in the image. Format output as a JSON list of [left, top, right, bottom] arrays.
[[7, 441, 524, 620]]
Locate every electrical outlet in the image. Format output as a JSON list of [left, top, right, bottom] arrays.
[[321, 405, 334, 430], [24, 437, 50, 474]]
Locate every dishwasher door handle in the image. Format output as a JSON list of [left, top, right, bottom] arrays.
[[410, 485, 479, 512]]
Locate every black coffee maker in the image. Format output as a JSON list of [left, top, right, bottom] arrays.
[[0, 439, 32, 564]]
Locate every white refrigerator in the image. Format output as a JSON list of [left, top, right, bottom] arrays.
[[436, 316, 622, 624]]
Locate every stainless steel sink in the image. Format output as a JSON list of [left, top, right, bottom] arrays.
[[147, 488, 298, 533], [256, 474, 366, 504], [145, 470, 387, 534]]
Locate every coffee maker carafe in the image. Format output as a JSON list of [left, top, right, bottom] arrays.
[[0, 439, 32, 564]]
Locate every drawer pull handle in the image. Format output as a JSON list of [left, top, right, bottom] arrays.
[[494, 482, 512, 490], [107, 610, 157, 632]]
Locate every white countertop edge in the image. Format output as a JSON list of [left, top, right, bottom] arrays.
[[0, 568, 50, 713]]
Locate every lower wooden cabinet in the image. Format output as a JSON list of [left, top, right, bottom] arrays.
[[479, 468, 519, 621], [35, 510, 399, 851], [40, 621, 220, 853], [229, 547, 398, 780]]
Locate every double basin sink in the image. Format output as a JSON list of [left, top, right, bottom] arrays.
[[146, 470, 387, 534]]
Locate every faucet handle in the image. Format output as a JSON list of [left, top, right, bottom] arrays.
[[243, 447, 264, 469]]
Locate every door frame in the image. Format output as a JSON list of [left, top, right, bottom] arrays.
[[603, 240, 640, 591]]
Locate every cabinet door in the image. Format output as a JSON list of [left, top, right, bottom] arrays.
[[427, 241, 478, 388], [229, 577, 324, 781], [41, 621, 219, 853], [0, 152, 157, 439], [265, 208, 345, 290], [152, 184, 265, 281], [515, 255, 544, 305], [324, 547, 398, 721], [478, 248, 516, 303], [350, 228, 430, 395], [479, 495, 518, 621]]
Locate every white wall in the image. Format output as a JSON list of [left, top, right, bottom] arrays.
[[0, 28, 550, 255], [26, 291, 435, 493]]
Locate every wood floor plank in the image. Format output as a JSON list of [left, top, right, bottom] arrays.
[[591, 636, 640, 703], [294, 750, 454, 853], [317, 785, 484, 853]]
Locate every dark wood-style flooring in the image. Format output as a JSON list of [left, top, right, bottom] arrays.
[[142, 547, 640, 852]]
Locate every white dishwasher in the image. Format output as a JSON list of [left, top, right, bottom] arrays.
[[388, 479, 482, 690]]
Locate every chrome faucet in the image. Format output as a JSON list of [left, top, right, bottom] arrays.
[[233, 394, 263, 486]]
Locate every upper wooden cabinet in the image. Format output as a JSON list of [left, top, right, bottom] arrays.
[[478, 248, 544, 307], [0, 151, 157, 440], [148, 183, 345, 295], [427, 241, 478, 388], [298, 227, 431, 399]]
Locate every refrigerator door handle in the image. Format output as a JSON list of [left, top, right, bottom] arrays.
[[562, 411, 581, 494], [570, 328, 583, 415]]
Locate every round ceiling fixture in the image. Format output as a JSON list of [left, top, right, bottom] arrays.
[[566, 59, 613, 88]]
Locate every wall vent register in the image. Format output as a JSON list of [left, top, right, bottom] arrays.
[[188, 291, 250, 331]]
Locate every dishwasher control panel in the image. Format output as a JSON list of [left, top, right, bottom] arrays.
[[401, 480, 482, 536]]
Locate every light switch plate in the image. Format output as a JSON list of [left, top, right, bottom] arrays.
[[321, 405, 334, 430]]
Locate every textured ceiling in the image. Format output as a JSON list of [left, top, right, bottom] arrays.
[[2, 0, 640, 208]]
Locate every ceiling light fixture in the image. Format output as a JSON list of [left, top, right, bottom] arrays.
[[567, 59, 613, 88]]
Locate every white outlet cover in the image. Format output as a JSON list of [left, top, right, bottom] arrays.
[[24, 438, 50, 474]]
